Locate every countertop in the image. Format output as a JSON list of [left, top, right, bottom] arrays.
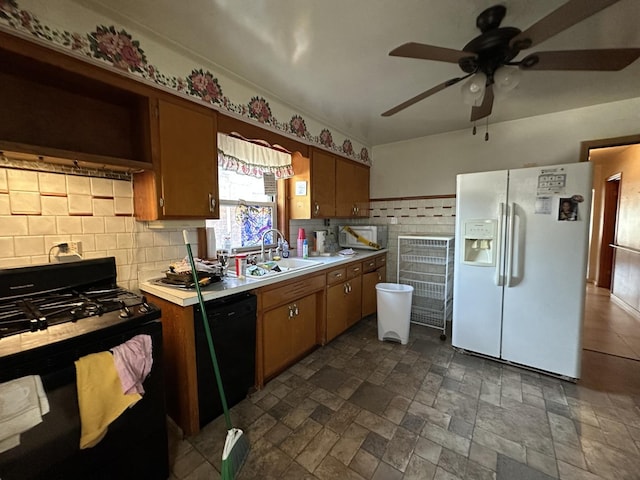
[[138, 249, 387, 307]]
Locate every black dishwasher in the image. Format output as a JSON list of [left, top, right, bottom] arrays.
[[194, 292, 257, 428]]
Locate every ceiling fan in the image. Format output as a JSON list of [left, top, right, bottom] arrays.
[[382, 0, 640, 122]]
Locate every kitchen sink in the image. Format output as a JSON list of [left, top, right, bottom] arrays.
[[233, 257, 322, 281]]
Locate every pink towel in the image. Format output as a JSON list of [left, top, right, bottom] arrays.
[[110, 334, 153, 395]]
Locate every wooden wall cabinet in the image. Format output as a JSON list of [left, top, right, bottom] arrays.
[[326, 263, 363, 342], [0, 34, 152, 170], [288, 147, 369, 219], [336, 157, 370, 218], [134, 98, 219, 220], [257, 273, 325, 383], [289, 148, 335, 218], [362, 254, 387, 317]]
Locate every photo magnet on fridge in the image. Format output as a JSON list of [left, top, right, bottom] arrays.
[[558, 198, 578, 221]]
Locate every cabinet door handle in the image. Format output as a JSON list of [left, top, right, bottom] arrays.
[[353, 267, 360, 272], [293, 303, 299, 316], [335, 273, 343, 278], [288, 305, 294, 318], [314, 202, 320, 216], [377, 273, 382, 281], [208, 194, 216, 212]]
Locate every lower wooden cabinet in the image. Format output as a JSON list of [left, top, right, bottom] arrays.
[[326, 263, 363, 342], [263, 293, 317, 378], [362, 254, 387, 317], [257, 273, 325, 383]]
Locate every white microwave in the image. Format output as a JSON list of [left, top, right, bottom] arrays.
[[338, 225, 388, 250]]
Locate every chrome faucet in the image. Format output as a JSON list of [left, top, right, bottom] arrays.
[[260, 228, 286, 261]]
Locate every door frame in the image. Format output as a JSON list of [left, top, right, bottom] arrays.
[[597, 173, 621, 289]]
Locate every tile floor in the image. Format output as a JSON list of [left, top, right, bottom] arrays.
[[167, 287, 640, 480]]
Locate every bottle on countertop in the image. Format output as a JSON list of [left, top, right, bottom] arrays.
[[282, 240, 290, 258], [302, 239, 309, 259], [297, 228, 305, 258]]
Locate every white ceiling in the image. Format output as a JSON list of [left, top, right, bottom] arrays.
[[78, 0, 640, 147]]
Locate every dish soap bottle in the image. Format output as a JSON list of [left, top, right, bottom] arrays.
[[302, 239, 309, 259], [282, 240, 290, 258]]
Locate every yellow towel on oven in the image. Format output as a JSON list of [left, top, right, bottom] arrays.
[[75, 351, 141, 449]]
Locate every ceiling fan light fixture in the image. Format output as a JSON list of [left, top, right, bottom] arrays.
[[461, 72, 487, 105], [493, 66, 521, 93]]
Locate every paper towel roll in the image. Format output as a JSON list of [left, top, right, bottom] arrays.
[[314, 230, 327, 253], [206, 227, 217, 259]]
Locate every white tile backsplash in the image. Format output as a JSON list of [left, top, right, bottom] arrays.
[[66, 175, 91, 194], [92, 198, 115, 216], [95, 233, 118, 250], [91, 177, 114, 197], [7, 170, 38, 191], [0, 237, 15, 258], [114, 196, 134, 215], [0, 194, 10, 214], [9, 191, 42, 214], [42, 196, 69, 215], [14, 236, 45, 256], [38, 172, 67, 195], [81, 217, 105, 234], [0, 169, 7, 192], [0, 215, 29, 235], [68, 194, 93, 215], [105, 217, 126, 233], [113, 179, 133, 198], [28, 216, 56, 235], [2, 165, 456, 290], [56, 216, 83, 234]]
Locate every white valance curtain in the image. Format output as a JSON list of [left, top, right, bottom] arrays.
[[217, 132, 294, 179]]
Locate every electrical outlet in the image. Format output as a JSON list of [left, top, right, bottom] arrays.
[[53, 241, 83, 261], [67, 241, 82, 256]]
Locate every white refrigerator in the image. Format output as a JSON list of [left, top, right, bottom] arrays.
[[452, 162, 592, 379]]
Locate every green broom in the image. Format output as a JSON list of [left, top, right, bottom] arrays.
[[183, 230, 250, 479]]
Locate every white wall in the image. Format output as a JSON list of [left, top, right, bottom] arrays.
[[371, 98, 640, 198]]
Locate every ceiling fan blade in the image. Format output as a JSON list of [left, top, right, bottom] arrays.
[[389, 42, 475, 63], [381, 76, 469, 117], [470, 84, 494, 122], [510, 0, 621, 50], [521, 49, 640, 71]]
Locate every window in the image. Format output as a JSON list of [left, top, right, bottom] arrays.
[[205, 167, 277, 253]]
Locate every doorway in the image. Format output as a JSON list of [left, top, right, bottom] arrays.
[[597, 173, 620, 289]]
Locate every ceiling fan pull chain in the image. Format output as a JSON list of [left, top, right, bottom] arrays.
[[484, 118, 489, 141]]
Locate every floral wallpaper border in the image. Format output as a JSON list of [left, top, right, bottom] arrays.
[[0, 0, 371, 164]]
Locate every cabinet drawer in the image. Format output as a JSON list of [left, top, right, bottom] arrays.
[[362, 258, 377, 273], [347, 263, 362, 279], [326, 267, 347, 285], [261, 273, 325, 310], [375, 255, 386, 269]]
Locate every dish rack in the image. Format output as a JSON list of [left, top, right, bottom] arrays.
[[397, 235, 454, 340]]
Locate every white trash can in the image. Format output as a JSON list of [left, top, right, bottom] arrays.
[[376, 283, 413, 345]]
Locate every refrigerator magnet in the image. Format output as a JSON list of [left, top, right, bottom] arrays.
[[558, 198, 578, 221]]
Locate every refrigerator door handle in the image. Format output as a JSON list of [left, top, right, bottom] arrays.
[[495, 202, 505, 286], [506, 202, 516, 287]]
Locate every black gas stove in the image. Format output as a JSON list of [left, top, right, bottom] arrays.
[[0, 257, 161, 362], [0, 257, 168, 480]]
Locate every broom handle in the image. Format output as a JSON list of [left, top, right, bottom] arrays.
[[183, 231, 233, 431]]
